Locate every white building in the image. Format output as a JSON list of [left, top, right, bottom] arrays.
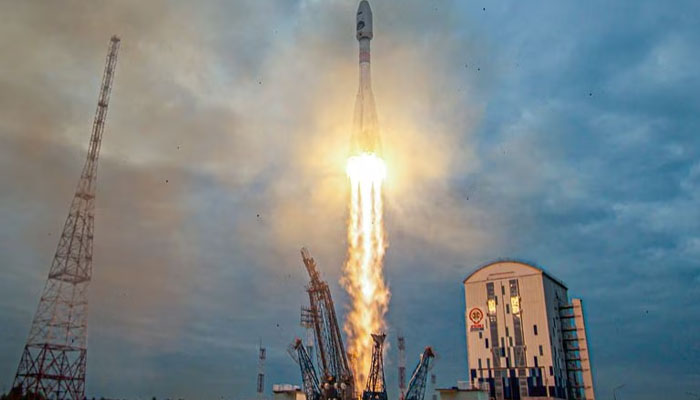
[[463, 261, 595, 400], [437, 381, 489, 400], [272, 384, 306, 400]]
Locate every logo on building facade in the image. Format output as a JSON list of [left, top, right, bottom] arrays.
[[468, 307, 484, 331]]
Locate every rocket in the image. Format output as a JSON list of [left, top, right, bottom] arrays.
[[351, 0, 381, 156]]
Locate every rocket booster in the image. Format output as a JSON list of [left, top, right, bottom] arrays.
[[351, 0, 381, 156]]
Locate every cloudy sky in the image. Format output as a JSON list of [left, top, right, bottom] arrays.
[[1, 0, 699, 399]]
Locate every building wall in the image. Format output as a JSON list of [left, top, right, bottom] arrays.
[[464, 260, 593, 400], [438, 388, 490, 400], [272, 385, 306, 400], [542, 271, 569, 398]]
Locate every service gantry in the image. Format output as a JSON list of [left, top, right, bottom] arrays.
[[297, 248, 355, 400]]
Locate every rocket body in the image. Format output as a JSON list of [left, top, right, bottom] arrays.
[[352, 0, 381, 156]]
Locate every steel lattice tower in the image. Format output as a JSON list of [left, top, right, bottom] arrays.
[[362, 333, 387, 400], [257, 341, 266, 398], [398, 336, 406, 400], [12, 35, 120, 400], [299, 248, 354, 400]]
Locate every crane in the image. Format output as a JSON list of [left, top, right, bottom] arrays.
[[293, 338, 322, 400], [404, 347, 435, 400]]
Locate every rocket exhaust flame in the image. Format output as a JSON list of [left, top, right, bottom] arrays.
[[343, 0, 389, 392], [343, 152, 389, 390]]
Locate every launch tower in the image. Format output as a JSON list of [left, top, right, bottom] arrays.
[[361, 333, 387, 400], [299, 248, 355, 400]]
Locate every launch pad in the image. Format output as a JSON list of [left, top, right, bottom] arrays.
[[290, 248, 434, 400]]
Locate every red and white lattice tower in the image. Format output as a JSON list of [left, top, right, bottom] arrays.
[[398, 335, 406, 400], [12, 35, 120, 400], [257, 340, 266, 398]]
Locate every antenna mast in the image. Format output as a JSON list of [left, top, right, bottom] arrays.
[[257, 340, 266, 398], [12, 35, 120, 400]]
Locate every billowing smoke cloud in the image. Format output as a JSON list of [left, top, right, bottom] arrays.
[[0, 0, 487, 398]]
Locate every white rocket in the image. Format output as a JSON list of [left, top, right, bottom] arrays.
[[352, 0, 381, 156]]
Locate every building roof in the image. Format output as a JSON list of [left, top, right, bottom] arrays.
[[272, 384, 303, 393], [463, 259, 568, 290]]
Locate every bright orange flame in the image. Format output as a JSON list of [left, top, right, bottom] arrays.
[[342, 152, 389, 390]]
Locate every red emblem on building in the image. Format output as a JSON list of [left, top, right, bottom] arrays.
[[469, 307, 484, 331]]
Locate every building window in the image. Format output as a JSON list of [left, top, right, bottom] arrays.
[[549, 366, 553, 376], [485, 338, 489, 349], [510, 295, 521, 314], [479, 331, 482, 339], [471, 369, 477, 379], [502, 285, 505, 295], [487, 299, 496, 314], [534, 324, 538, 335], [478, 359, 482, 369], [509, 337, 513, 347], [506, 327, 509, 337], [534, 356, 538, 367], [506, 304, 510, 314], [501, 337, 505, 348], [487, 358, 491, 369], [501, 348, 505, 357], [539, 345, 543, 356]]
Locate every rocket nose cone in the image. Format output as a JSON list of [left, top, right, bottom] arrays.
[[357, 0, 372, 22], [356, 0, 373, 40]]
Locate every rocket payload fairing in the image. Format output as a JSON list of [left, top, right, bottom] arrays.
[[352, 0, 381, 156]]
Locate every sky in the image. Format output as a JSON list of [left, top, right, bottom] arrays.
[[0, 0, 699, 399]]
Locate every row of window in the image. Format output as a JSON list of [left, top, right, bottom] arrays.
[[487, 295, 517, 314], [476, 321, 539, 336], [474, 358, 556, 378], [478, 333, 544, 356]]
